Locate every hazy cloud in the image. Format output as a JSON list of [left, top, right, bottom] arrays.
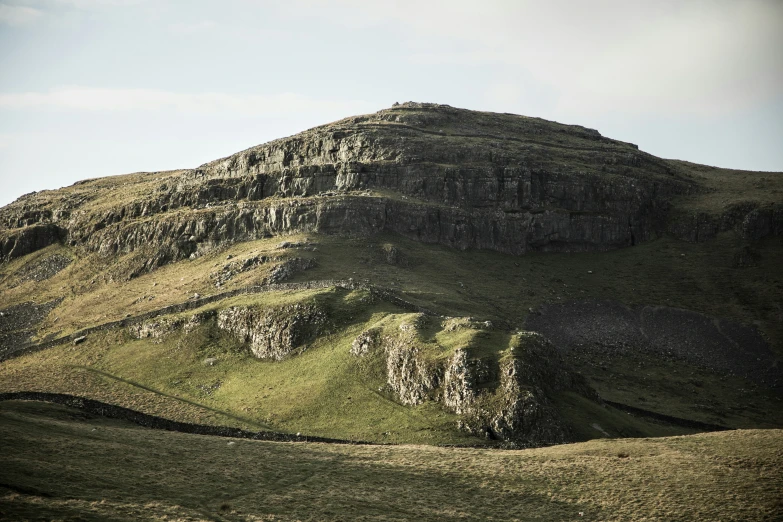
[[0, 87, 373, 116], [49, 0, 148, 7], [169, 20, 216, 34], [0, 3, 43, 24], [288, 0, 783, 117]]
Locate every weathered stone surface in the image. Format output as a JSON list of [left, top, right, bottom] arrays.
[[217, 302, 328, 360], [350, 328, 381, 357], [383, 331, 442, 406], [442, 349, 495, 415], [0, 224, 65, 262], [266, 257, 317, 284], [128, 317, 184, 339], [376, 314, 593, 445], [443, 332, 592, 445], [9, 102, 765, 270], [667, 202, 783, 242]]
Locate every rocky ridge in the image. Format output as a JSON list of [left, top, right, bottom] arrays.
[[5, 102, 778, 273]]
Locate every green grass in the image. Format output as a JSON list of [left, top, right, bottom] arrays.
[[0, 284, 703, 444], [1, 400, 781, 521], [2, 226, 781, 443], [0, 288, 481, 444]]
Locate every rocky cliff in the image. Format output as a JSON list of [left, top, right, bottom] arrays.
[[350, 314, 593, 446], [6, 102, 775, 271], [217, 301, 329, 360]]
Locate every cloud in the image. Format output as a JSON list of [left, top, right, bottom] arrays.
[[0, 87, 373, 117], [0, 3, 43, 25], [285, 0, 783, 117], [49, 0, 148, 7], [169, 20, 216, 34]]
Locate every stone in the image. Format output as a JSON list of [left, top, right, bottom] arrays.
[[350, 328, 381, 356], [217, 302, 328, 360], [10, 103, 773, 271]]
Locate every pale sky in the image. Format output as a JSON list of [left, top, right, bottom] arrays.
[[1, 0, 782, 207]]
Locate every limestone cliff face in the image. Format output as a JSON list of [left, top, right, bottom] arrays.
[[351, 316, 593, 446], [1, 224, 65, 262], [1, 102, 779, 266], [667, 201, 783, 242], [383, 331, 443, 406], [442, 349, 494, 415], [217, 302, 328, 360], [443, 332, 593, 445]]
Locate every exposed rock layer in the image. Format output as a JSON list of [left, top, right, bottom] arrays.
[[352, 315, 593, 446], [217, 302, 328, 360], [7, 102, 775, 268]]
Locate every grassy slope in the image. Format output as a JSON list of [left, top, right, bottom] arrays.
[[0, 287, 686, 444], [668, 160, 783, 210], [1, 226, 782, 442], [1, 400, 781, 521]]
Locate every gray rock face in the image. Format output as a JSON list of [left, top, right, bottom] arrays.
[[3, 103, 778, 271], [217, 303, 328, 360], [350, 328, 381, 357], [128, 318, 183, 340], [0, 103, 716, 269], [442, 349, 495, 415], [383, 331, 442, 406], [444, 332, 592, 446], [374, 315, 593, 446], [266, 257, 317, 284], [667, 202, 783, 242], [0, 224, 65, 262], [127, 311, 212, 339]]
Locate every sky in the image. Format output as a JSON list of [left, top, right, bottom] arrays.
[[1, 0, 782, 207]]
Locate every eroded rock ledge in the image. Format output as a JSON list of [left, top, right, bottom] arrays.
[[7, 102, 761, 268], [353, 316, 594, 446], [217, 302, 329, 360]]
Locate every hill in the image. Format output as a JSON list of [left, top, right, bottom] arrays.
[[1, 102, 782, 449]]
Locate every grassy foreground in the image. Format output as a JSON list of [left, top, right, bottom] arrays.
[[1, 400, 781, 521]]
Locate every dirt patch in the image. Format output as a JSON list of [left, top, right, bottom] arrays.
[[525, 299, 781, 388], [10, 254, 72, 287], [0, 298, 63, 356]]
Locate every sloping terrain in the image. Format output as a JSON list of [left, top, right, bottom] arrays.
[[1, 400, 781, 521], [0, 102, 782, 449]]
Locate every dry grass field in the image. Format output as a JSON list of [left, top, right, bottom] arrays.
[[1, 400, 781, 521]]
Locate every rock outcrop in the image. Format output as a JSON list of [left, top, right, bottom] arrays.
[[12, 102, 774, 270], [1, 224, 66, 262], [383, 330, 443, 406], [217, 302, 328, 360], [445, 332, 592, 445], [667, 202, 783, 242], [128, 311, 214, 340], [128, 317, 183, 340], [350, 328, 381, 357], [352, 314, 594, 446]]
